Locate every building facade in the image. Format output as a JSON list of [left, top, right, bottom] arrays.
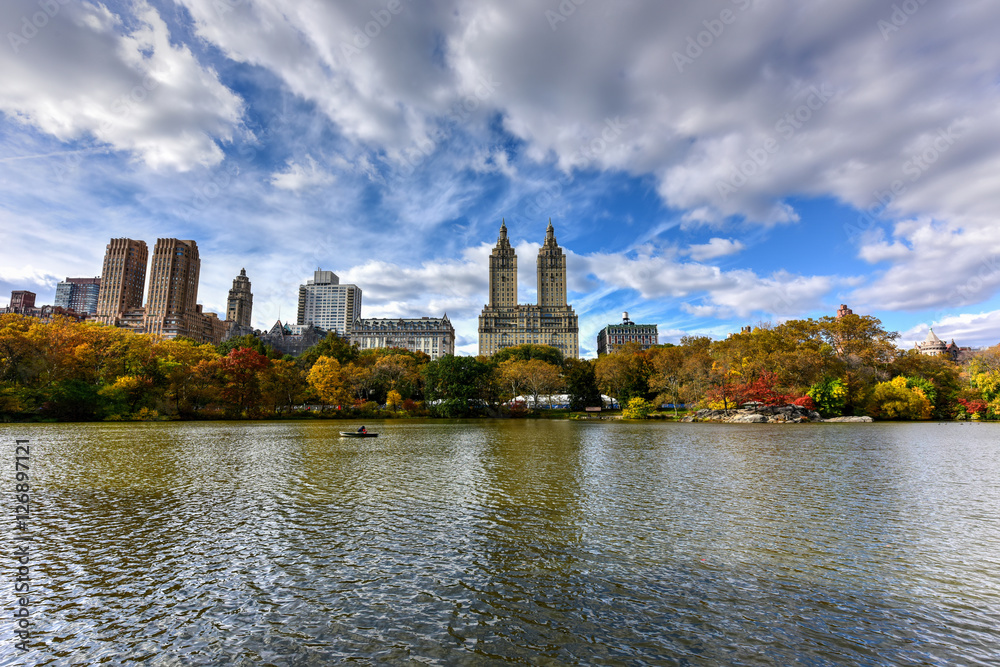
[[297, 269, 362, 335], [8, 291, 36, 313], [226, 268, 253, 328], [224, 268, 255, 339], [478, 220, 579, 358], [352, 316, 455, 360], [93, 237, 225, 344], [54, 277, 101, 316], [597, 312, 659, 355], [144, 239, 203, 339], [95, 238, 148, 325], [915, 328, 972, 360]]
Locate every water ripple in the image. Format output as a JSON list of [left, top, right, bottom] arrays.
[[0, 420, 998, 665]]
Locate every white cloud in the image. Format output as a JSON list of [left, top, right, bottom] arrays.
[[687, 237, 746, 262], [270, 156, 335, 191], [577, 248, 832, 319], [0, 0, 244, 170], [851, 220, 1000, 311]]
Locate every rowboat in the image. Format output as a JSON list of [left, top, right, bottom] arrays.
[[339, 431, 379, 437]]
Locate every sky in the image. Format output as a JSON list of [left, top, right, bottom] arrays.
[[2, 0, 1000, 357]]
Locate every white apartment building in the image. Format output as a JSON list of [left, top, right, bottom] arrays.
[[296, 269, 362, 335]]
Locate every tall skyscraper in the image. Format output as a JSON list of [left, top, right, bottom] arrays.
[[144, 239, 201, 338], [296, 269, 362, 335], [95, 238, 148, 325], [54, 277, 101, 316], [478, 219, 579, 358], [226, 268, 253, 328]]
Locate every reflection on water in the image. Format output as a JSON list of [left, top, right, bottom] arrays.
[[2, 420, 999, 665]]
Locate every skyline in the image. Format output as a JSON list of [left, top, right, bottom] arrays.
[[3, 1, 1000, 357]]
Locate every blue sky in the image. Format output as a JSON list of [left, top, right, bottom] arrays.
[[2, 0, 1000, 357]]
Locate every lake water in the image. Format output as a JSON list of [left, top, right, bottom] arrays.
[[2, 420, 999, 665]]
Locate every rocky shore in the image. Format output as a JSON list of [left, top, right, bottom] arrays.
[[681, 405, 874, 423]]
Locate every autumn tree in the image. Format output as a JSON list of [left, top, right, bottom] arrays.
[[154, 338, 220, 416], [261, 359, 307, 413], [595, 343, 651, 407], [503, 358, 563, 407], [216, 347, 270, 417], [307, 356, 352, 407]]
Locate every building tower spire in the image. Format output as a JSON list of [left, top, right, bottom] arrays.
[[489, 219, 517, 307], [537, 219, 566, 307]]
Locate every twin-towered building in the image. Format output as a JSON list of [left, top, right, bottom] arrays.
[[94, 238, 230, 344], [478, 220, 580, 359]]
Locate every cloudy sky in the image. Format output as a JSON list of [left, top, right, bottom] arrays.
[[2, 0, 999, 356]]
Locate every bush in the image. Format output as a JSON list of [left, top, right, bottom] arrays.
[[869, 376, 932, 420], [622, 397, 654, 419], [807, 378, 847, 417]]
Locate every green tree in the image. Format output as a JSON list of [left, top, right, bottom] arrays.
[[563, 358, 602, 411], [423, 355, 494, 416], [298, 333, 358, 367], [806, 377, 848, 418], [492, 344, 563, 366]]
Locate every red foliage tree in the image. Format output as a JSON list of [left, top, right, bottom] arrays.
[[218, 347, 270, 417]]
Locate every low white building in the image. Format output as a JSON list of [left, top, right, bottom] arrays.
[[351, 315, 455, 360]]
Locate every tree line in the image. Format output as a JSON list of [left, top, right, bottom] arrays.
[[1, 312, 998, 421]]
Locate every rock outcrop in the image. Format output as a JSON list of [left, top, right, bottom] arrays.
[[822, 415, 874, 423], [681, 404, 822, 423]]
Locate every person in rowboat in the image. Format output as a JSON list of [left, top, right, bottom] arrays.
[[357, 426, 367, 434]]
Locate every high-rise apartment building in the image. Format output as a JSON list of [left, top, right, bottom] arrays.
[[93, 237, 224, 343], [296, 269, 362, 335], [95, 239, 148, 325], [226, 269, 253, 328], [478, 220, 579, 358], [54, 277, 101, 316], [144, 239, 201, 339]]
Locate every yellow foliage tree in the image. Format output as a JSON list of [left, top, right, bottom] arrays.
[[386, 389, 403, 411], [869, 376, 932, 420], [307, 356, 352, 407]]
